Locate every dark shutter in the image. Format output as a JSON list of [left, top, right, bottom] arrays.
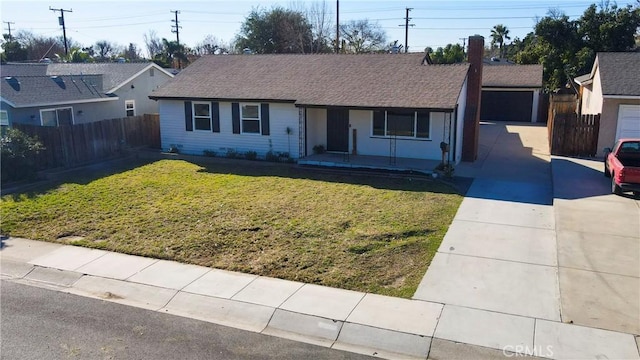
[[261, 103, 270, 135], [211, 102, 220, 133], [184, 101, 193, 131], [232, 102, 240, 134], [373, 110, 385, 136]]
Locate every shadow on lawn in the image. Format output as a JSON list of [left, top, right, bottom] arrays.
[[2, 153, 461, 200], [2, 156, 156, 200], [191, 157, 460, 194]]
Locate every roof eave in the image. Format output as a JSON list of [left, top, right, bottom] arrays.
[[7, 96, 119, 109]]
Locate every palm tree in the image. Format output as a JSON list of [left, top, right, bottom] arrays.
[[490, 24, 511, 58]]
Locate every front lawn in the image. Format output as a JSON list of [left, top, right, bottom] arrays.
[[1, 159, 462, 298]]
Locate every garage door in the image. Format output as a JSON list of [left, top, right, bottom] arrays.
[[617, 105, 640, 139], [480, 90, 533, 122]]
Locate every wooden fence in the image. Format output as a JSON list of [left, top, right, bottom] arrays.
[[549, 113, 600, 157], [546, 93, 601, 157], [14, 114, 160, 170]]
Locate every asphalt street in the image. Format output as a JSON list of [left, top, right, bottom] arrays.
[[0, 280, 374, 360]]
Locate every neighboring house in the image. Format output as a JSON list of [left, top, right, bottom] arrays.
[[480, 64, 543, 122], [0, 62, 173, 126], [150, 53, 475, 164], [575, 52, 640, 155]]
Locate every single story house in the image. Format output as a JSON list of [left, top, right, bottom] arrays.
[[149, 50, 482, 165], [1, 62, 173, 126], [480, 64, 543, 122], [575, 52, 640, 155]]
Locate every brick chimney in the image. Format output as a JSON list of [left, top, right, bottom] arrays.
[[462, 35, 484, 162]]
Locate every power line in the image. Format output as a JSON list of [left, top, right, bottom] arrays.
[[3, 21, 15, 41], [49, 6, 72, 55]]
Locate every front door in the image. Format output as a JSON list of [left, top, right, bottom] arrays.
[[326, 108, 349, 152]]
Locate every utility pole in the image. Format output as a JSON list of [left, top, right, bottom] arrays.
[[335, 0, 340, 53], [170, 10, 181, 45], [399, 8, 414, 53], [3, 21, 15, 41], [459, 37, 467, 53], [170, 10, 181, 68], [50, 7, 72, 55]]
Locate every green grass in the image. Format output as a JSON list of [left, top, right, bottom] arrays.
[[1, 159, 462, 298]]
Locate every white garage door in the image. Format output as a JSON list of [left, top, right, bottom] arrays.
[[617, 105, 640, 139]]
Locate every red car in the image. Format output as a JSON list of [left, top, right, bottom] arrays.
[[604, 139, 640, 196]]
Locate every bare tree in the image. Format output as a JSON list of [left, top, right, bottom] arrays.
[[340, 19, 387, 53], [290, 1, 333, 53], [143, 30, 164, 59], [193, 35, 229, 55], [95, 40, 117, 61]]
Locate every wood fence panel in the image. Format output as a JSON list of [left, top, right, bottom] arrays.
[[12, 115, 160, 170], [550, 113, 600, 157]]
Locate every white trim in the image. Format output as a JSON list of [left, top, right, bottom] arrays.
[[240, 102, 262, 135], [604, 95, 640, 100], [616, 104, 640, 140], [0, 97, 16, 108], [9, 97, 118, 109], [531, 91, 540, 123], [39, 106, 74, 126], [481, 87, 540, 92], [192, 101, 212, 131], [107, 63, 174, 94], [370, 110, 432, 140], [0, 110, 8, 126], [125, 99, 136, 116]]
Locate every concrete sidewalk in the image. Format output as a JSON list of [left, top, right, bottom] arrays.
[[2, 122, 639, 359]]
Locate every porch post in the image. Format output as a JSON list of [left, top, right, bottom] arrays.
[[298, 107, 306, 158]]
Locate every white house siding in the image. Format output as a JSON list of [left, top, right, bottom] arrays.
[[305, 107, 327, 155], [305, 108, 458, 162], [581, 69, 604, 115], [114, 67, 173, 117], [454, 77, 468, 164], [159, 100, 301, 158]]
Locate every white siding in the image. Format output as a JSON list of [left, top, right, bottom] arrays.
[[306, 107, 327, 155], [581, 68, 604, 115], [454, 77, 468, 164], [160, 100, 300, 158], [305, 107, 456, 161]]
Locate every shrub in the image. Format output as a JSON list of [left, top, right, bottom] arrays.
[[203, 149, 217, 157], [313, 144, 325, 154], [1, 128, 45, 183], [225, 149, 239, 159], [265, 150, 279, 162], [244, 151, 257, 160]]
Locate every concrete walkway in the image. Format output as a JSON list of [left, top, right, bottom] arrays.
[[2, 122, 639, 359], [414, 122, 640, 359]]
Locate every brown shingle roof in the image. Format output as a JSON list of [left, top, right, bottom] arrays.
[[596, 52, 640, 96], [150, 54, 470, 110], [482, 65, 543, 88]]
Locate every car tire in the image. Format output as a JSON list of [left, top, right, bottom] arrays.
[[611, 173, 622, 195], [604, 162, 611, 178]]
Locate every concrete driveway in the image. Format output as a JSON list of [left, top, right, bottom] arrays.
[[414, 121, 640, 358], [553, 156, 640, 335]]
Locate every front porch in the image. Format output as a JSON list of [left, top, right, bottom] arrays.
[[298, 153, 442, 175]]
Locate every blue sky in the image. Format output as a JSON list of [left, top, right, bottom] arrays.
[[2, 0, 637, 56]]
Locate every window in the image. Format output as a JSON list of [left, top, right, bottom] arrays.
[[125, 100, 135, 116], [0, 110, 8, 126], [241, 103, 261, 134], [372, 110, 431, 139], [192, 102, 211, 130], [40, 107, 73, 127]]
